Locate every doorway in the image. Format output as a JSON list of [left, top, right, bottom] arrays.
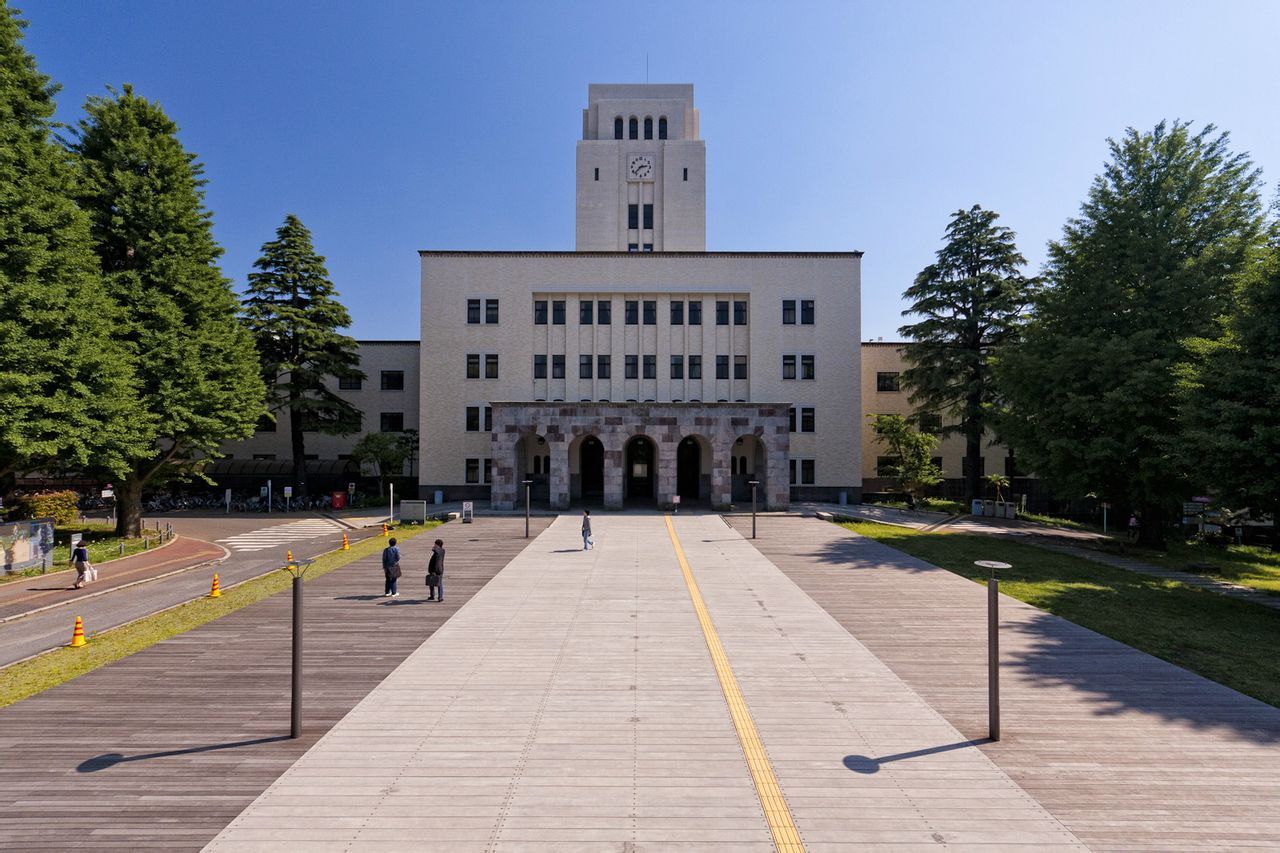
[[580, 436, 604, 503], [624, 436, 656, 503], [677, 436, 703, 503]]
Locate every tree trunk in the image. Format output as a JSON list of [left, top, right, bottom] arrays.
[[115, 476, 144, 539], [964, 431, 982, 504], [290, 403, 309, 500], [1137, 500, 1166, 549]]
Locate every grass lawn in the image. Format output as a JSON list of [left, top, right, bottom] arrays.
[[1127, 538, 1280, 596], [0, 522, 439, 708], [0, 523, 154, 585], [870, 498, 967, 515], [839, 519, 1280, 709]]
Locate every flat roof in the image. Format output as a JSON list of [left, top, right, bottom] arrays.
[[418, 250, 863, 258]]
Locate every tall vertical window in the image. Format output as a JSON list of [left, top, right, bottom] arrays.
[[484, 406, 492, 432], [789, 459, 797, 485], [670, 301, 684, 325], [614, 116, 623, 139], [552, 300, 565, 325], [552, 355, 565, 379], [801, 355, 815, 380], [800, 299, 815, 325], [688, 355, 702, 379], [789, 407, 797, 432], [716, 301, 729, 325], [659, 117, 668, 139], [801, 407, 815, 433], [597, 300, 611, 324], [782, 355, 796, 380], [642, 204, 653, 229], [465, 406, 480, 431], [579, 300, 593, 324], [682, 167, 688, 181], [597, 355, 611, 379], [716, 355, 729, 380], [670, 355, 683, 379], [625, 300, 638, 325], [628, 204, 639, 229], [465, 458, 479, 484], [593, 167, 599, 181], [643, 355, 656, 379], [466, 354, 479, 379], [801, 459, 815, 485], [643, 116, 653, 139], [733, 300, 747, 325], [381, 370, 405, 390], [534, 300, 547, 324], [782, 299, 796, 325], [642, 300, 656, 325], [625, 355, 638, 379], [734, 355, 748, 380], [628, 116, 638, 139], [579, 355, 592, 379], [467, 299, 481, 324], [485, 298, 499, 324], [533, 354, 547, 379], [484, 354, 498, 379], [688, 300, 702, 325], [484, 458, 492, 484]]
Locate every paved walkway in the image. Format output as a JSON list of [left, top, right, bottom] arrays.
[[207, 515, 1082, 851], [729, 516, 1280, 850]]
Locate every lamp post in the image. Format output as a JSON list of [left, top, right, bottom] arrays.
[[974, 559, 1011, 742], [523, 479, 533, 538], [748, 479, 759, 539], [283, 558, 313, 739]]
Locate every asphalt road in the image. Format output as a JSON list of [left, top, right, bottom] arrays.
[[0, 513, 384, 668]]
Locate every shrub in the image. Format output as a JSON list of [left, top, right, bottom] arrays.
[[13, 491, 80, 526]]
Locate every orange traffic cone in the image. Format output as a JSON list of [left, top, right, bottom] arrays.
[[286, 549, 293, 564], [342, 532, 349, 550], [70, 616, 86, 648], [382, 523, 388, 537], [209, 573, 222, 598]]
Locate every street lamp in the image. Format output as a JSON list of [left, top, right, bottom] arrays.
[[748, 479, 760, 539], [974, 559, 1011, 742], [282, 557, 314, 738], [523, 479, 533, 538]]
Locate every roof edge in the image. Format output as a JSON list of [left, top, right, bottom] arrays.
[[418, 250, 864, 258]]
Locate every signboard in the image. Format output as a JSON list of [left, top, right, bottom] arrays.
[[348, 482, 356, 494], [1183, 503, 1205, 515], [461, 501, 474, 524], [673, 495, 681, 504], [283, 486, 294, 498], [100, 488, 114, 499], [260, 486, 269, 498], [1, 519, 55, 574]]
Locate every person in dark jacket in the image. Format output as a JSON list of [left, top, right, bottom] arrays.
[[382, 537, 401, 597], [71, 539, 92, 589], [426, 539, 445, 602]]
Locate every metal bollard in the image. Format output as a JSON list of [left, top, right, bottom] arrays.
[[119, 541, 125, 557], [973, 560, 1009, 742]]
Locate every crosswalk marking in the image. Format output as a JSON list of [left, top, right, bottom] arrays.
[[216, 519, 345, 553]]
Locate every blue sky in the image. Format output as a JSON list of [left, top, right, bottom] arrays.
[[22, 0, 1280, 342]]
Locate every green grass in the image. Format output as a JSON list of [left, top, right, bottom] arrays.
[[838, 519, 1280, 708], [869, 498, 967, 515], [0, 522, 439, 708], [1127, 538, 1280, 596], [1, 523, 156, 585], [1016, 510, 1109, 533]]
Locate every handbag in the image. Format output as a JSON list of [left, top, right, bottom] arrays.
[[87, 565, 98, 582], [389, 564, 402, 580]]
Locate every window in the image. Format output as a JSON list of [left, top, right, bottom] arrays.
[[688, 301, 702, 325], [782, 355, 796, 380], [625, 300, 638, 325], [734, 355, 748, 380], [579, 355, 592, 379], [800, 407, 815, 433], [255, 414, 276, 432], [782, 299, 796, 325], [484, 458, 492, 484], [465, 458, 479, 484], [643, 355, 656, 380], [380, 412, 404, 432], [466, 354, 480, 379], [962, 456, 986, 478], [465, 406, 480, 431], [789, 407, 797, 432], [552, 300, 565, 325], [628, 243, 638, 252], [642, 204, 653, 229], [801, 299, 815, 325], [644, 116, 653, 139], [733, 300, 747, 325], [801, 459, 815, 485], [552, 355, 565, 379], [598, 300, 611, 324], [484, 354, 498, 379], [682, 167, 688, 181], [670, 301, 684, 325], [628, 204, 639, 229], [533, 354, 547, 379], [580, 300, 593, 324], [534, 300, 547, 324], [484, 406, 492, 432], [643, 300, 656, 325], [670, 355, 683, 379], [593, 167, 599, 181], [625, 355, 638, 379], [467, 298, 481, 324], [381, 370, 405, 390], [642, 243, 653, 252], [876, 455, 900, 477], [688, 355, 702, 379], [716, 355, 729, 380], [789, 459, 797, 484], [338, 375, 362, 391], [801, 355, 815, 380], [716, 301, 729, 325], [597, 354, 611, 379], [932, 457, 944, 473], [629, 116, 638, 139], [876, 371, 900, 392], [614, 116, 623, 139], [659, 117, 668, 139], [485, 298, 499, 324], [918, 413, 943, 435]]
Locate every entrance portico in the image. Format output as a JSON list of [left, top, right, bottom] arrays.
[[490, 401, 790, 511]]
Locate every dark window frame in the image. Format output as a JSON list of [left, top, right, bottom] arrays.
[[625, 355, 638, 379], [716, 301, 729, 325], [715, 355, 729, 380], [552, 355, 565, 379], [338, 375, 362, 391], [579, 354, 593, 379], [484, 298, 499, 324], [642, 300, 656, 325], [688, 301, 702, 325], [597, 300, 611, 324], [733, 300, 747, 326], [380, 412, 405, 433], [533, 354, 547, 379], [670, 355, 683, 380], [628, 204, 639, 229], [534, 300, 548, 325], [380, 370, 405, 391], [801, 355, 815, 381], [484, 354, 498, 379], [579, 300, 593, 325], [552, 300, 566, 325], [466, 354, 480, 379], [801, 459, 815, 485], [670, 300, 684, 325], [800, 407, 815, 433], [597, 354, 611, 379], [800, 299, 815, 325], [465, 458, 480, 484], [466, 298, 481, 324], [642, 204, 653, 229], [688, 355, 702, 379], [876, 371, 900, 392], [643, 354, 656, 380], [733, 355, 748, 380], [782, 299, 796, 325], [625, 300, 639, 325], [782, 355, 796, 380]]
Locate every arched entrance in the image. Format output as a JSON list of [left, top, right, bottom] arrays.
[[515, 433, 551, 504], [731, 434, 766, 502], [677, 434, 710, 503], [624, 435, 656, 503], [570, 434, 605, 504]]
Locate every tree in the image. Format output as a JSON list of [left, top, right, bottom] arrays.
[[0, 4, 149, 482], [869, 414, 943, 505], [68, 85, 266, 536], [242, 214, 363, 499], [995, 122, 1266, 548], [1181, 230, 1280, 545], [899, 205, 1036, 503], [350, 432, 413, 498], [984, 473, 1009, 503]]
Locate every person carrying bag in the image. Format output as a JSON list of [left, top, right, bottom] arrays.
[[426, 539, 445, 602], [71, 539, 93, 589], [382, 537, 402, 597]]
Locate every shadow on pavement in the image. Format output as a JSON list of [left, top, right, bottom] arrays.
[[843, 739, 990, 774], [78, 736, 291, 772]]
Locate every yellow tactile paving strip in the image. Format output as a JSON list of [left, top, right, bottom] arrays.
[[663, 514, 805, 853]]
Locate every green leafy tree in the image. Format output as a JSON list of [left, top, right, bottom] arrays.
[[1181, 230, 1280, 544], [984, 473, 1010, 503], [350, 432, 413, 498], [869, 414, 943, 504], [68, 85, 266, 536], [0, 4, 148, 482], [899, 205, 1036, 503], [242, 214, 364, 499], [996, 122, 1265, 547]]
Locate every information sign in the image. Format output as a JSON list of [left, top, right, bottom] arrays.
[[283, 486, 294, 498], [461, 501, 474, 524]]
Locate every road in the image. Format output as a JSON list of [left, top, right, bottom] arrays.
[[0, 512, 384, 668]]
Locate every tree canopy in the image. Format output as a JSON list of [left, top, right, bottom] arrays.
[[869, 414, 943, 504]]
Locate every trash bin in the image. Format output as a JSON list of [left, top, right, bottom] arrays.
[[838, 491, 848, 506], [971, 499, 983, 516], [982, 499, 995, 516], [434, 490, 444, 505]]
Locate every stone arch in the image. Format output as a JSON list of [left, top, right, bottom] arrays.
[[731, 433, 767, 502], [568, 432, 606, 504], [515, 431, 549, 505], [643, 116, 653, 139], [613, 115, 624, 139], [676, 433, 712, 504], [628, 116, 638, 140], [623, 433, 658, 503]]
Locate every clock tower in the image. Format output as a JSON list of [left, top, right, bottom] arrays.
[[575, 84, 706, 251]]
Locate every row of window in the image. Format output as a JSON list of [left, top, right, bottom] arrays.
[[535, 299, 748, 326], [533, 353, 749, 381], [781, 355, 816, 381], [465, 354, 500, 379], [627, 203, 653, 230], [614, 115, 668, 140], [789, 406, 816, 433], [464, 458, 493, 485], [790, 458, 816, 486], [337, 370, 403, 392], [256, 411, 405, 433], [782, 299, 816, 325], [466, 299, 500, 325]]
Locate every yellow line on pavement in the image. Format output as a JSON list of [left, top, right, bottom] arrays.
[[664, 514, 805, 853]]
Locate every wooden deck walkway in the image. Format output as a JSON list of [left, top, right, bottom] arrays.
[[0, 518, 548, 851], [728, 515, 1280, 850]]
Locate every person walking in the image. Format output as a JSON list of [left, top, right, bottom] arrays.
[[426, 539, 445, 602], [1127, 513, 1140, 541], [71, 538, 92, 589], [581, 509, 593, 551], [382, 537, 402, 597]]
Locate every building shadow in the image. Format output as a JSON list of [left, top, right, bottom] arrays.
[[78, 736, 290, 773]]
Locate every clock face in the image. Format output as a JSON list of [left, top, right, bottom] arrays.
[[628, 154, 653, 180]]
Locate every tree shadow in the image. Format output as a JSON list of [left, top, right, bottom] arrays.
[[78, 736, 290, 772], [843, 739, 990, 774], [380, 598, 429, 606], [334, 594, 385, 601]]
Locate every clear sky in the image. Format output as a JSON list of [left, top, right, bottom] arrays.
[[20, 0, 1280, 342]]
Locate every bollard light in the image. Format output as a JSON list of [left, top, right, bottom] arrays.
[[523, 479, 533, 539], [748, 480, 759, 539], [974, 559, 1011, 741]]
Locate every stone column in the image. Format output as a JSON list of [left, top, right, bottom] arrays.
[[603, 444, 623, 510], [766, 414, 791, 510], [548, 432, 570, 510], [490, 425, 518, 510], [656, 430, 678, 510], [710, 442, 732, 510]]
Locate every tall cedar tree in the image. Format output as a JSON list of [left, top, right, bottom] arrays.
[[69, 85, 265, 536], [1181, 230, 1280, 544], [899, 205, 1035, 502], [241, 214, 363, 498], [0, 3, 148, 481], [995, 122, 1265, 547]]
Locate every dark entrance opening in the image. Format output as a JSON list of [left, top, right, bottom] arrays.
[[580, 436, 604, 502], [677, 436, 702, 502], [624, 436, 656, 503]]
